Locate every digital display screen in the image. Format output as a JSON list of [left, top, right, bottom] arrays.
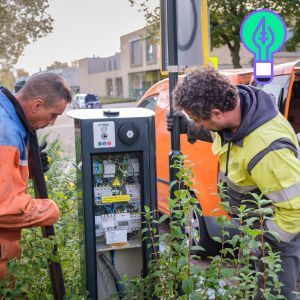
[[118, 221, 129, 227]]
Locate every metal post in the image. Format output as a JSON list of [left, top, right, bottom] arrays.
[[166, 0, 181, 189], [167, 0, 179, 151], [166, 2, 184, 296], [166, 0, 183, 199]]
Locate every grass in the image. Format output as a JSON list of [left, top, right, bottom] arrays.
[[101, 97, 137, 104]]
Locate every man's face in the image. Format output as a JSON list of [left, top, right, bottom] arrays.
[[28, 98, 67, 130], [184, 108, 226, 132]]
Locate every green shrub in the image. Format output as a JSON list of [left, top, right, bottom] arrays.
[[119, 154, 285, 300], [0, 144, 286, 299]]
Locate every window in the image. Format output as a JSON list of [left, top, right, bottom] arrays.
[[115, 78, 123, 97], [106, 79, 113, 97], [137, 95, 159, 111], [107, 59, 112, 71], [146, 40, 157, 64], [253, 75, 291, 111], [130, 39, 142, 67]]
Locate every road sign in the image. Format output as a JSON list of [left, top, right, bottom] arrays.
[[160, 0, 209, 74]]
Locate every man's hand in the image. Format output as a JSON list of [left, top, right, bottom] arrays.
[[39, 142, 49, 173], [166, 111, 189, 133]]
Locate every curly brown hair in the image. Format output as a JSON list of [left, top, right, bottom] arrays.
[[173, 67, 239, 120]]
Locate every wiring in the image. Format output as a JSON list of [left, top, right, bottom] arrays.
[[98, 253, 125, 298]]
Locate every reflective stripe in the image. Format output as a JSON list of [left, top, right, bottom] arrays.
[[266, 219, 296, 243], [219, 171, 257, 194], [266, 181, 300, 202], [19, 160, 28, 166], [247, 138, 298, 174]]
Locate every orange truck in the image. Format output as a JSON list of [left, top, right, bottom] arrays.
[[136, 61, 300, 255]]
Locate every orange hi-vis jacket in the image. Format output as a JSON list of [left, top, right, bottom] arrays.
[[0, 88, 60, 280]]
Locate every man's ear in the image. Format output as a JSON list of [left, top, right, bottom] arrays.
[[31, 98, 45, 113], [211, 109, 223, 120]]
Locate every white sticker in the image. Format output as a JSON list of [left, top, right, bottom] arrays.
[[95, 216, 101, 224], [102, 221, 115, 228], [115, 213, 131, 222], [105, 230, 127, 244], [93, 121, 115, 148]]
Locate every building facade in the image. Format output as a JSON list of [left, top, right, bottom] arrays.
[[79, 28, 166, 100], [78, 27, 300, 100]]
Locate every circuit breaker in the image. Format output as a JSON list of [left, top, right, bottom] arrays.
[[68, 108, 157, 300]]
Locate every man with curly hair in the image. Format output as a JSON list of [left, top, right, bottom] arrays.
[[168, 67, 300, 299]]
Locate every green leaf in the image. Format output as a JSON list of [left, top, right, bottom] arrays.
[[177, 257, 188, 269], [190, 292, 202, 300], [265, 293, 280, 300], [251, 229, 262, 239], [170, 180, 178, 189], [190, 264, 201, 276], [182, 278, 194, 295], [159, 214, 169, 223], [159, 233, 169, 242], [212, 236, 222, 243], [191, 245, 205, 251]]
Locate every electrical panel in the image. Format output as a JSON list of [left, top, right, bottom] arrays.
[[69, 108, 157, 300], [92, 152, 142, 250]]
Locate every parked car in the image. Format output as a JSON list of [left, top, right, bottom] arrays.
[[73, 93, 102, 109], [136, 61, 300, 256]]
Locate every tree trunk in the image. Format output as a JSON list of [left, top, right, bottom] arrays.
[[230, 43, 242, 68]]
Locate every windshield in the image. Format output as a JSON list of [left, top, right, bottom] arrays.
[[252, 75, 291, 106], [85, 94, 97, 103]]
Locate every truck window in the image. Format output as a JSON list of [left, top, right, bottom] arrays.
[[287, 81, 300, 135], [138, 95, 159, 111], [253, 75, 291, 107]]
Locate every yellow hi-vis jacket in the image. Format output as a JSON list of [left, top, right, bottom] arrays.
[[212, 98, 300, 242]]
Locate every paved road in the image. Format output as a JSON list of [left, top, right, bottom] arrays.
[[38, 102, 137, 158]]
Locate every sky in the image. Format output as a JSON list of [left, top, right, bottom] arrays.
[[15, 0, 157, 74]]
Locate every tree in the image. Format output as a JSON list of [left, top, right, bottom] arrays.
[[47, 61, 69, 70], [129, 0, 300, 68], [16, 68, 29, 78], [0, 0, 53, 68], [0, 69, 15, 90], [70, 60, 79, 68]]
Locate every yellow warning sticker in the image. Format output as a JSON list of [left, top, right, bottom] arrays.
[[102, 195, 130, 203], [112, 177, 121, 187]]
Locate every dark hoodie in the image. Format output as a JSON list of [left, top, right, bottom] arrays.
[[220, 85, 278, 146]]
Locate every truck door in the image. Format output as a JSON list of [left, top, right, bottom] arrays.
[[286, 71, 300, 136], [252, 74, 291, 114]]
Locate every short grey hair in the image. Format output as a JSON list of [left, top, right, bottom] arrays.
[[20, 72, 72, 107]]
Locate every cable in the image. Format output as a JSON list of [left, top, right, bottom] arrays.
[[177, 0, 197, 51], [98, 253, 126, 298], [96, 256, 110, 298]]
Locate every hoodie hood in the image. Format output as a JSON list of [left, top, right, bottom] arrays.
[[221, 85, 278, 145]]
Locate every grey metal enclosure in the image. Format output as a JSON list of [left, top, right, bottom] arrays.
[[68, 108, 157, 299]]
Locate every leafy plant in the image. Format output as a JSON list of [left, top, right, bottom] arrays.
[[0, 145, 286, 299], [119, 154, 285, 299]]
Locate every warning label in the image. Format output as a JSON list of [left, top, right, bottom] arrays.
[[112, 177, 121, 187], [102, 195, 130, 203]]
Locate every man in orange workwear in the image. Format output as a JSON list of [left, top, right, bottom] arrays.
[[0, 72, 72, 279]]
